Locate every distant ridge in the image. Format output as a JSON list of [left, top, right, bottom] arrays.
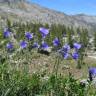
[[0, 0, 96, 33]]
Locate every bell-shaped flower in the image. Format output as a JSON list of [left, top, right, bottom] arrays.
[[89, 67, 96, 75], [3, 28, 11, 38], [72, 52, 79, 60], [20, 40, 27, 49], [32, 42, 39, 48], [6, 42, 13, 50], [62, 44, 70, 52], [63, 52, 69, 59], [41, 41, 49, 50], [73, 43, 81, 50], [53, 37, 60, 46], [39, 27, 49, 38], [25, 32, 33, 40]]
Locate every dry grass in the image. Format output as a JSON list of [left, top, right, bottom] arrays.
[[13, 53, 96, 79], [11, 51, 96, 80]]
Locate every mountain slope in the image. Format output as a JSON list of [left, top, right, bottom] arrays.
[[0, 0, 96, 32]]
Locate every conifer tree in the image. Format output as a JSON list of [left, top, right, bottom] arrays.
[[67, 27, 73, 48], [94, 32, 96, 51]]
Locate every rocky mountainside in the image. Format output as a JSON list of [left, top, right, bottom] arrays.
[[0, 0, 96, 32]]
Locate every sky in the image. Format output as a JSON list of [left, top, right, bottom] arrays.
[[28, 0, 96, 15]]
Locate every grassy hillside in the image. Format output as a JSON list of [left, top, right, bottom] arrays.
[[0, 20, 96, 95]]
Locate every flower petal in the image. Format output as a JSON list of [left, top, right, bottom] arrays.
[[39, 27, 49, 38], [73, 43, 81, 50], [20, 41, 27, 49], [72, 52, 79, 60], [53, 37, 60, 46], [6, 42, 13, 49], [25, 32, 33, 40]]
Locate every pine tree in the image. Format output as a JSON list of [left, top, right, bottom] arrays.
[[94, 32, 96, 51], [67, 27, 73, 48]]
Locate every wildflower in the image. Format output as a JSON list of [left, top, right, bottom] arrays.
[[72, 52, 79, 60], [20, 41, 27, 49], [63, 52, 69, 59], [62, 44, 70, 52], [41, 41, 49, 49], [25, 32, 33, 40], [39, 27, 49, 38], [58, 44, 70, 59], [3, 28, 11, 38], [73, 43, 81, 50], [89, 67, 96, 75], [89, 67, 96, 81], [32, 42, 39, 48], [53, 37, 60, 46], [6, 42, 13, 50]]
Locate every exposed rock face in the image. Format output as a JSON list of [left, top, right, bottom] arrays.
[[0, 0, 96, 33]]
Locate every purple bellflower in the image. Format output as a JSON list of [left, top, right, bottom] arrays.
[[20, 41, 27, 49], [25, 32, 33, 40], [3, 28, 11, 38], [63, 52, 69, 59], [89, 67, 96, 75], [72, 52, 79, 60], [32, 42, 39, 48], [58, 44, 70, 59], [73, 43, 81, 50], [6, 42, 13, 50], [89, 67, 96, 81], [39, 27, 49, 38], [62, 44, 70, 52], [53, 37, 60, 46], [41, 41, 49, 49]]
